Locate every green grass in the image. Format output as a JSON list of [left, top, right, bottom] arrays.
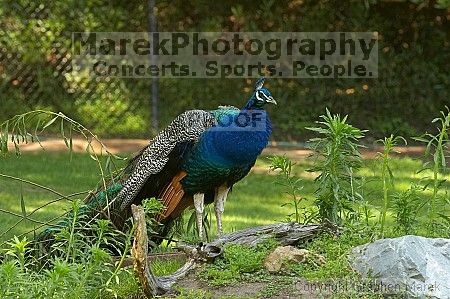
[[0, 152, 117, 242], [0, 151, 448, 298], [0, 151, 449, 243], [196, 229, 390, 298], [199, 240, 278, 286]]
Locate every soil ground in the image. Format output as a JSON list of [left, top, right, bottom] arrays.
[[8, 137, 426, 159], [167, 270, 326, 299]]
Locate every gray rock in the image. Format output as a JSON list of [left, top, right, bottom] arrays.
[[350, 235, 450, 299]]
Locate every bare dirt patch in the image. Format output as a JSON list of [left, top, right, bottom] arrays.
[[9, 138, 426, 160], [171, 272, 267, 298], [162, 271, 327, 298]]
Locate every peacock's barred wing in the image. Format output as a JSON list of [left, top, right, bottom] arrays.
[[117, 107, 238, 212]]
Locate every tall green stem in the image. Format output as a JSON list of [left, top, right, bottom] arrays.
[[66, 202, 79, 263], [380, 162, 388, 235], [377, 134, 405, 237], [431, 126, 445, 220]]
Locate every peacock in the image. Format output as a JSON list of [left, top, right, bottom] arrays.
[[37, 77, 276, 250]]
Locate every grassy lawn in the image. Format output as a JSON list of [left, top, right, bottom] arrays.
[[0, 150, 449, 298], [0, 151, 448, 244]]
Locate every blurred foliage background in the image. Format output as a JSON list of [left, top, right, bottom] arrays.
[[0, 0, 449, 141]]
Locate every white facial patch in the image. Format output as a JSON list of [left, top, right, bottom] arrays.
[[256, 91, 265, 102]]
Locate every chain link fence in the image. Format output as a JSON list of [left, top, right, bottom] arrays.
[[0, 1, 155, 138], [1, 0, 449, 141]]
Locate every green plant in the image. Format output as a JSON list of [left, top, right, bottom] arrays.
[[141, 197, 166, 246], [391, 184, 422, 235], [0, 111, 141, 297], [268, 155, 310, 223], [4, 236, 30, 272], [413, 107, 450, 229], [0, 259, 26, 298], [0, 110, 126, 222], [225, 243, 266, 274], [0, 195, 139, 298], [306, 109, 365, 225], [185, 207, 212, 242], [65, 200, 83, 263], [142, 197, 165, 217], [105, 221, 135, 288], [151, 258, 185, 276], [199, 240, 277, 286], [376, 135, 406, 236], [2, 237, 106, 298], [199, 265, 235, 287]]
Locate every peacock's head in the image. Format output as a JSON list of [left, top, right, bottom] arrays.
[[244, 78, 277, 109]]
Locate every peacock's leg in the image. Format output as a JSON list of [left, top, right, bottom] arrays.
[[214, 185, 230, 237], [193, 193, 205, 240]]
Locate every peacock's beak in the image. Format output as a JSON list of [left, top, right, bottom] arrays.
[[266, 96, 277, 105]]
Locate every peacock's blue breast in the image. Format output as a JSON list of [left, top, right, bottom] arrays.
[[181, 109, 272, 194]]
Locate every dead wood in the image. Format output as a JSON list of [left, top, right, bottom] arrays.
[[131, 204, 169, 296], [131, 204, 328, 297]]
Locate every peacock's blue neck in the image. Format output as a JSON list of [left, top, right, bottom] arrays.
[[197, 107, 272, 166]]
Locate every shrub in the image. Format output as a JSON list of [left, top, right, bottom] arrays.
[[392, 185, 422, 235], [376, 135, 406, 236], [307, 109, 365, 225], [413, 107, 450, 233], [0, 200, 134, 298], [268, 155, 311, 223]]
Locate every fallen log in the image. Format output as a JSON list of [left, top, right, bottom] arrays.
[[131, 204, 331, 297], [113, 251, 187, 269]]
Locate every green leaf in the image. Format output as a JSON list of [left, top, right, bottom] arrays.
[[432, 117, 441, 123], [437, 179, 447, 188], [21, 116, 27, 144], [14, 141, 20, 156], [42, 116, 58, 130], [20, 184, 27, 220], [34, 134, 44, 151], [387, 166, 395, 187], [68, 123, 73, 161], [186, 211, 196, 234], [412, 135, 427, 142], [61, 119, 69, 148], [440, 148, 446, 168], [85, 139, 98, 161]]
